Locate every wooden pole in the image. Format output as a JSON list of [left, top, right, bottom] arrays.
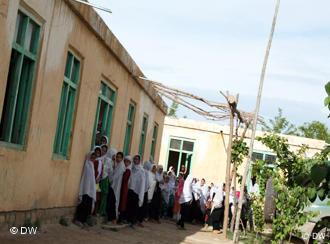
[[223, 107, 234, 238], [233, 0, 281, 242]]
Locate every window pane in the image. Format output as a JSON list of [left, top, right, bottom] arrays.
[[24, 20, 33, 51], [128, 104, 135, 122], [152, 125, 158, 139], [61, 87, 75, 154], [0, 50, 23, 141], [123, 124, 132, 155], [252, 152, 263, 162], [265, 154, 276, 164], [123, 103, 135, 154], [142, 116, 148, 133], [170, 139, 181, 150], [64, 53, 73, 78], [97, 100, 107, 135], [71, 58, 80, 83], [11, 56, 34, 144], [109, 88, 115, 102], [182, 141, 194, 151], [29, 21, 39, 54], [15, 12, 26, 46]]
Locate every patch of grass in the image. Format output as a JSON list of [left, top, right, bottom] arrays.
[[34, 218, 41, 229], [227, 230, 272, 244], [23, 218, 33, 228], [23, 218, 41, 230], [59, 216, 69, 227]]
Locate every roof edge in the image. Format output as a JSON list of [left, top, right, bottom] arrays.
[[64, 0, 168, 114]]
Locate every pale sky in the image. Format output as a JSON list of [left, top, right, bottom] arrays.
[[91, 0, 330, 126]]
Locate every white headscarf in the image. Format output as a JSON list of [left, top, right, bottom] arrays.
[[93, 146, 102, 181], [148, 164, 157, 201], [179, 174, 194, 204], [155, 165, 164, 182], [107, 147, 117, 159], [124, 155, 133, 170], [99, 145, 113, 180], [111, 152, 125, 217], [101, 135, 109, 145], [79, 158, 96, 203], [129, 156, 146, 207], [143, 161, 151, 193], [211, 183, 224, 212]]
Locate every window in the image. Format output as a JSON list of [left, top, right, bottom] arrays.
[[53, 51, 81, 158], [138, 114, 148, 158], [252, 152, 263, 162], [150, 123, 159, 161], [252, 151, 276, 165], [92, 82, 116, 146], [123, 102, 135, 155], [166, 138, 194, 176], [0, 11, 41, 147]]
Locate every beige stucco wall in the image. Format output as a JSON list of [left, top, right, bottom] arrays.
[[0, 0, 166, 212], [159, 117, 327, 185]]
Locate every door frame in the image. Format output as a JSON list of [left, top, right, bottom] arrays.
[[165, 136, 195, 176]]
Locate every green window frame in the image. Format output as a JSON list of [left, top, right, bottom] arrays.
[[138, 114, 149, 158], [150, 123, 158, 161], [166, 137, 195, 176], [53, 51, 81, 159], [91, 81, 116, 147], [123, 102, 136, 155], [0, 10, 41, 148]]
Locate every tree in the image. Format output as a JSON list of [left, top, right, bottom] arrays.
[[325, 81, 330, 117], [167, 101, 179, 117], [298, 121, 330, 142], [253, 134, 330, 243], [261, 108, 297, 135]]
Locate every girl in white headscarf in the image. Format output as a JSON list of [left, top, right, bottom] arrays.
[[127, 155, 146, 227], [100, 135, 109, 146], [147, 164, 157, 219], [106, 151, 125, 224], [209, 182, 224, 234], [98, 144, 112, 216], [137, 161, 151, 224], [177, 174, 195, 229], [118, 155, 132, 223], [150, 165, 164, 223], [74, 152, 97, 226]]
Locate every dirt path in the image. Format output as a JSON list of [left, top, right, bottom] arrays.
[[0, 220, 235, 244]]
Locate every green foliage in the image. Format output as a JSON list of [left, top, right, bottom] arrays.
[[23, 218, 41, 229], [231, 139, 249, 166], [167, 101, 179, 117], [262, 106, 330, 142], [261, 108, 297, 135], [59, 216, 69, 227], [254, 134, 330, 243], [251, 194, 266, 233], [298, 121, 330, 142], [231, 139, 249, 183], [325, 81, 330, 118]]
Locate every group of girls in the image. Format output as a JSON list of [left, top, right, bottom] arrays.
[[74, 136, 168, 227], [74, 135, 249, 234]]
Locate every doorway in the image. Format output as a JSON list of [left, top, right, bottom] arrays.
[[166, 138, 194, 176]]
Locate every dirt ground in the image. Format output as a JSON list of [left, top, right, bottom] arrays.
[[0, 220, 237, 244]]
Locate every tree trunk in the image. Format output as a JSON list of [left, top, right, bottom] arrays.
[[223, 110, 234, 238], [233, 0, 281, 242]]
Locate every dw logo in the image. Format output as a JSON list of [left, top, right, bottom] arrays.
[[10, 226, 38, 235]]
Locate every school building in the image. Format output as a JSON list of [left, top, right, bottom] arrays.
[[0, 0, 167, 227], [159, 117, 327, 186]]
